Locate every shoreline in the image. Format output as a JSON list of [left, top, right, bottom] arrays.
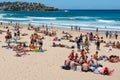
[[1, 22, 120, 34]]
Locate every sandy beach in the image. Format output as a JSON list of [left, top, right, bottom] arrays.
[[0, 23, 120, 80]]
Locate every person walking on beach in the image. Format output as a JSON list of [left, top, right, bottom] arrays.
[[17, 29, 20, 40], [89, 32, 93, 42], [114, 31, 118, 39], [105, 31, 109, 38], [96, 38, 100, 50], [79, 27, 80, 31], [96, 27, 99, 36], [109, 31, 112, 39], [96, 27, 98, 33], [14, 32, 17, 42], [71, 26, 73, 30], [76, 34, 83, 51]]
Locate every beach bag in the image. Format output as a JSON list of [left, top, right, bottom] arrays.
[[76, 66, 81, 72], [62, 65, 71, 70], [71, 45, 75, 49], [34, 48, 38, 52]]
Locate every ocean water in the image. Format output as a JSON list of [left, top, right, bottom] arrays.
[[0, 10, 120, 31]]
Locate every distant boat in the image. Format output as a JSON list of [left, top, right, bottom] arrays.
[[64, 10, 68, 12]]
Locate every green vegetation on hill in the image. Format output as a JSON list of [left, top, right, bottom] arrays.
[[0, 1, 59, 11]]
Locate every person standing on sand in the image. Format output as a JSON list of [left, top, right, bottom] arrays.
[[79, 27, 80, 31], [96, 27, 98, 33], [17, 29, 20, 40], [0, 22, 2, 25], [38, 38, 43, 51], [96, 38, 100, 50], [114, 31, 118, 39], [71, 26, 73, 30], [96, 27, 99, 36], [109, 31, 112, 39], [105, 31, 109, 38], [76, 34, 83, 51]]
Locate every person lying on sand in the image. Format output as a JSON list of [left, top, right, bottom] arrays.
[[109, 55, 120, 63], [104, 41, 120, 49], [69, 37, 78, 43], [2, 43, 13, 49], [52, 42, 75, 49], [15, 52, 29, 57], [22, 33, 28, 36]]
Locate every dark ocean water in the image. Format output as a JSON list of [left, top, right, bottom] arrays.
[[0, 10, 120, 31]]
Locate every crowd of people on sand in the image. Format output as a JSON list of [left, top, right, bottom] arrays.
[[2, 23, 46, 57], [105, 31, 118, 39], [104, 41, 120, 49], [52, 37, 75, 49], [62, 49, 119, 76], [60, 30, 120, 76], [71, 26, 80, 31], [28, 24, 57, 37], [1, 22, 120, 76]]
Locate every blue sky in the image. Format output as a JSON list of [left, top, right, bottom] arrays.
[[0, 0, 120, 9]]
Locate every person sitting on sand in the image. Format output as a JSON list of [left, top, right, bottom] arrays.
[[116, 41, 120, 48], [101, 67, 114, 76], [81, 60, 89, 72], [23, 42, 28, 48], [64, 50, 75, 67], [109, 55, 120, 63], [58, 43, 66, 47], [94, 51, 99, 60], [29, 42, 35, 50], [74, 53, 78, 62], [53, 37, 58, 41], [13, 43, 23, 51], [80, 49, 87, 60], [112, 41, 116, 48], [68, 50, 75, 61], [52, 42, 57, 47], [88, 59, 94, 67], [89, 32, 94, 41]]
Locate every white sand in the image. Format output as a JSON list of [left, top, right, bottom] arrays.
[[0, 25, 120, 80]]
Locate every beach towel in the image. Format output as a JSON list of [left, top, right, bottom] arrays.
[[8, 41, 21, 44], [109, 69, 115, 76], [31, 49, 47, 53], [98, 60, 104, 64], [20, 49, 31, 53], [94, 69, 100, 74]]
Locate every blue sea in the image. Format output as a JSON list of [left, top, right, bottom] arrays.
[[0, 10, 120, 31]]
